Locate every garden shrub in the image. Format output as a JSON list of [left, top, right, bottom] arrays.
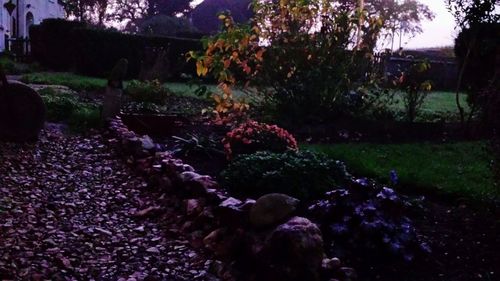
[[30, 19, 202, 79], [39, 88, 79, 121], [220, 151, 350, 200], [39, 88, 102, 132], [190, 2, 385, 125], [222, 120, 298, 159], [394, 60, 433, 123], [0, 57, 40, 75], [125, 80, 171, 105], [308, 178, 430, 263], [455, 22, 500, 124], [68, 105, 101, 132]]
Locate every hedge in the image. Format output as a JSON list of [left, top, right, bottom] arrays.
[[30, 19, 202, 80]]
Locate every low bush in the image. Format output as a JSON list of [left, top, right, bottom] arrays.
[[68, 105, 101, 132], [125, 80, 171, 104], [222, 120, 298, 159], [220, 151, 350, 200], [39, 88, 101, 132], [0, 57, 41, 75], [39, 88, 79, 121], [308, 178, 430, 263]]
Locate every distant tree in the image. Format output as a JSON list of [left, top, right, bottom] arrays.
[[62, 0, 109, 25], [138, 15, 199, 36], [147, 0, 193, 16], [110, 0, 193, 32], [446, 0, 499, 27], [110, 0, 148, 31], [336, 0, 435, 51], [190, 0, 253, 34], [446, 0, 499, 125]]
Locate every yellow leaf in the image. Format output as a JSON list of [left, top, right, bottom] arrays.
[[218, 14, 226, 20], [196, 61, 207, 77]]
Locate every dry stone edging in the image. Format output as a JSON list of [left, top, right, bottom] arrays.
[[108, 117, 357, 281]]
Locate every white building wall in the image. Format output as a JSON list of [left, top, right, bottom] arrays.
[[0, 0, 65, 51]]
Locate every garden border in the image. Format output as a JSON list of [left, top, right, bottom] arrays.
[[107, 117, 354, 281]]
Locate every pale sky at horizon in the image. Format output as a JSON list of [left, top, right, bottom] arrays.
[[191, 0, 458, 49], [392, 0, 457, 49]]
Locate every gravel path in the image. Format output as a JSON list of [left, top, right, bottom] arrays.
[[0, 127, 213, 280]]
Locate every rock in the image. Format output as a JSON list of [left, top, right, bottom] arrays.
[[146, 247, 160, 254], [260, 216, 324, 281], [185, 199, 204, 217], [203, 228, 241, 258], [340, 267, 357, 279], [141, 136, 155, 151], [180, 172, 218, 195], [216, 197, 249, 227], [249, 193, 299, 228], [133, 206, 163, 218], [156, 176, 173, 191], [322, 257, 341, 272], [240, 199, 256, 211], [0, 80, 46, 142]]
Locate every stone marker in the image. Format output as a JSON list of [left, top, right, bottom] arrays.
[[102, 58, 128, 121], [0, 66, 46, 142]]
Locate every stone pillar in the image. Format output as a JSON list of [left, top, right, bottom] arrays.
[[102, 58, 128, 122]]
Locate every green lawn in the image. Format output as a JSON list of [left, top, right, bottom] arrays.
[[303, 142, 498, 200], [389, 91, 470, 121], [21, 72, 108, 92], [20, 72, 250, 100], [20, 72, 468, 118]]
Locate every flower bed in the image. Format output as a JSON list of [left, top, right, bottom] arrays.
[[107, 117, 356, 281]]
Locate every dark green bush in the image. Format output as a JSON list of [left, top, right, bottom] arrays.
[[125, 80, 171, 104], [68, 105, 101, 132], [39, 88, 79, 121], [30, 19, 202, 79], [29, 19, 86, 71], [39, 87, 102, 132], [220, 151, 350, 200]]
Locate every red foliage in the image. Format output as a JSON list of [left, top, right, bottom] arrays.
[[222, 120, 298, 159]]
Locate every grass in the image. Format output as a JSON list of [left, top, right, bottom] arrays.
[[303, 142, 498, 201], [20, 72, 254, 101], [21, 72, 108, 92], [20, 72, 467, 116], [389, 91, 470, 121]]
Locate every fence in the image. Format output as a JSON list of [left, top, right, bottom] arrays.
[[374, 52, 459, 91], [4, 37, 31, 61]]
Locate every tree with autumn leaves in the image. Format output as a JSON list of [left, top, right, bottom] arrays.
[[188, 13, 263, 124], [189, 0, 386, 124]]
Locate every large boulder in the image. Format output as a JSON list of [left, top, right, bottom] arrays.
[[260, 216, 325, 281], [0, 80, 46, 142], [249, 193, 299, 228]]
